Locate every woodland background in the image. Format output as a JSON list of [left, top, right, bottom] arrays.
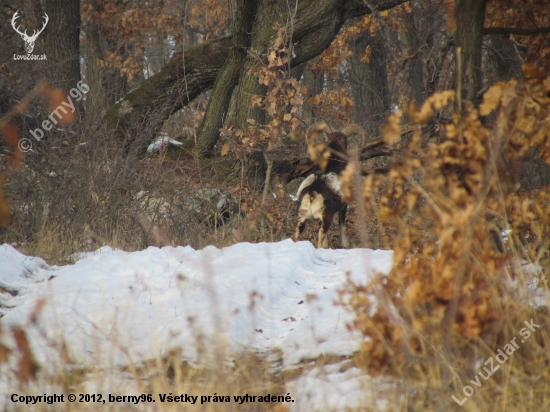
[[0, 0, 549, 255]]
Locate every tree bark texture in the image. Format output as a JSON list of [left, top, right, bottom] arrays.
[[405, 3, 425, 106], [85, 23, 111, 122], [348, 29, 390, 137], [42, 0, 81, 95], [231, 0, 285, 132], [301, 63, 324, 127], [455, 0, 487, 103], [84, 2, 129, 123], [196, 0, 258, 156]]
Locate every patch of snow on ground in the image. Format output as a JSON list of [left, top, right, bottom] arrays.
[[146, 133, 182, 153], [0, 245, 55, 317], [0, 240, 395, 411], [1, 240, 547, 411], [0, 241, 392, 370], [288, 363, 398, 411]]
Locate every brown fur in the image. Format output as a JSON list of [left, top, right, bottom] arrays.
[[294, 177, 348, 248], [324, 132, 348, 175]]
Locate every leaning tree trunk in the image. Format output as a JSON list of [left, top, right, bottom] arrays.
[[104, 0, 408, 153], [196, 0, 258, 156], [210, 0, 355, 156], [455, 0, 487, 104], [104, 37, 233, 142]]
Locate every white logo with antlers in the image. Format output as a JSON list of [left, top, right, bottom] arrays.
[[11, 11, 49, 54]]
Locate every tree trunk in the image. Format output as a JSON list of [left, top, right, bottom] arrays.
[[302, 63, 324, 126], [42, 0, 81, 95], [104, 0, 408, 152], [231, 0, 285, 131], [405, 3, 425, 106], [348, 29, 390, 137], [104, 37, 233, 142], [196, 0, 258, 157], [22, 0, 47, 69], [85, 23, 111, 122], [455, 0, 487, 103], [84, 2, 130, 123]]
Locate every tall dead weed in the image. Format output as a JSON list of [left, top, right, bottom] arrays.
[[340, 64, 550, 410]]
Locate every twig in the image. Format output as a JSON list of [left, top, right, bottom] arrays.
[[483, 26, 550, 36], [261, 151, 274, 206]]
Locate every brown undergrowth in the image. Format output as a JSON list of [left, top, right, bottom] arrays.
[[339, 64, 550, 410]]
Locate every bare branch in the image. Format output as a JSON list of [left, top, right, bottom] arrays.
[[344, 0, 409, 19], [483, 26, 550, 36]]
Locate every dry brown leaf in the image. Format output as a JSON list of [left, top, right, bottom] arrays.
[[523, 64, 546, 82], [11, 326, 39, 382], [480, 82, 504, 116], [221, 143, 230, 156]]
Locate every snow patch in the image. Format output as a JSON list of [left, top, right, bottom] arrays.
[[147, 132, 183, 153], [0, 241, 393, 370]]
